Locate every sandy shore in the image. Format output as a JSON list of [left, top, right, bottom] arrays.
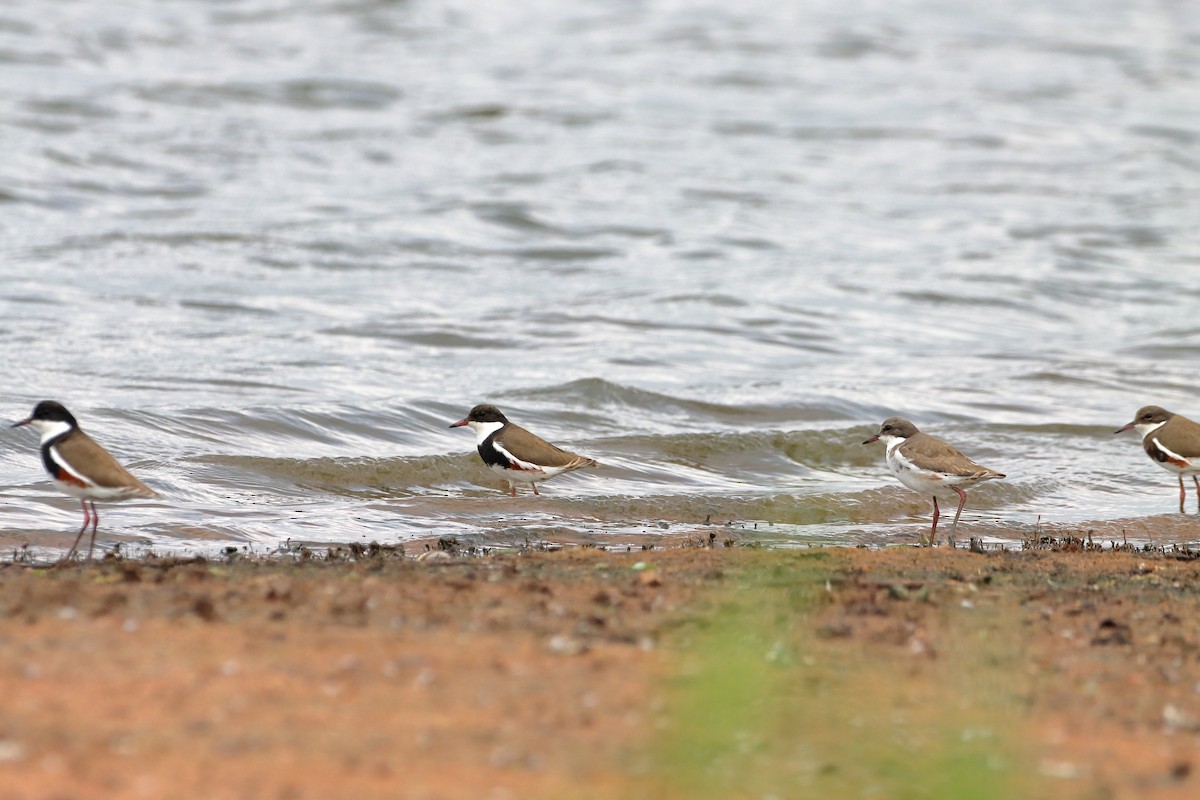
[[0, 543, 1198, 799]]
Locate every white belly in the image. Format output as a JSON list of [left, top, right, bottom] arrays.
[[885, 454, 944, 495], [1147, 437, 1200, 476], [52, 479, 142, 501], [884, 445, 979, 496], [489, 464, 567, 484], [1152, 460, 1200, 476]]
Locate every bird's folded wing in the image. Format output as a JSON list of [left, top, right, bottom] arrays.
[[905, 433, 997, 478], [500, 425, 595, 470], [57, 433, 157, 495], [1164, 416, 1200, 458]]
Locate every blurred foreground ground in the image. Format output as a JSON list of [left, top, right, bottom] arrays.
[[0, 543, 1198, 799]]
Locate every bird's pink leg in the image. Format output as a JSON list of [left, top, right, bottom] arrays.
[[63, 501, 90, 562], [1193, 476, 1200, 514], [949, 487, 968, 549], [928, 496, 939, 547], [509, 482, 517, 497], [86, 501, 99, 561], [1180, 477, 1187, 514], [532, 483, 540, 496]]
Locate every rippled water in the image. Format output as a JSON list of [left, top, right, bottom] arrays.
[[2, 0, 1199, 556]]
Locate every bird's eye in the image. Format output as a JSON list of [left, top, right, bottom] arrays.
[[1143, 413, 1153, 420], [882, 425, 891, 432]]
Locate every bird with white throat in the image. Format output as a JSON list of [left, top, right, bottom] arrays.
[[12, 400, 157, 562], [863, 416, 1005, 547], [1115, 405, 1200, 514], [449, 404, 597, 497]]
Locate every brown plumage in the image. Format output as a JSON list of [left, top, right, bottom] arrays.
[[450, 403, 598, 496], [897, 430, 1004, 481], [864, 416, 1005, 546], [13, 400, 157, 562], [1116, 406, 1200, 513], [55, 429, 157, 497], [493, 423, 598, 471]]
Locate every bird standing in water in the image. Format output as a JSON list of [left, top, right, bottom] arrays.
[[863, 416, 1005, 547], [1115, 405, 1200, 513], [13, 400, 157, 561], [450, 404, 597, 496]]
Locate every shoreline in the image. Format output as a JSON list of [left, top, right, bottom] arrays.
[[0, 545, 1198, 798], [4, 525, 1200, 569]]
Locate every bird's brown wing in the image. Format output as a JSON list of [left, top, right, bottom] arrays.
[[904, 433, 1003, 479], [1153, 416, 1200, 459], [57, 431, 157, 495], [497, 425, 598, 471]]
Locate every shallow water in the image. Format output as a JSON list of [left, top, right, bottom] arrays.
[[1, 0, 1199, 555]]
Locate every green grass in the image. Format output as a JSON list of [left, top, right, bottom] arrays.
[[651, 553, 1046, 800]]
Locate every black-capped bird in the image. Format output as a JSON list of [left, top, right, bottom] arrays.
[[13, 400, 157, 560], [1115, 405, 1200, 513], [450, 404, 597, 496]]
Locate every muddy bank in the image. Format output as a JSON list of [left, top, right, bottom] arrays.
[[0, 545, 1197, 799], [0, 547, 721, 800]]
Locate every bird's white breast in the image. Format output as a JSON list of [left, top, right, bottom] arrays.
[[468, 420, 504, 445], [1134, 420, 1168, 438], [885, 444, 943, 494], [33, 419, 72, 443]]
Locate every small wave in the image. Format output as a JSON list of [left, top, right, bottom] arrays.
[[518, 378, 880, 424], [529, 485, 1005, 527], [325, 324, 515, 349], [506, 246, 620, 261], [201, 453, 482, 497], [135, 79, 401, 110], [1007, 223, 1166, 248], [470, 201, 561, 234], [428, 103, 510, 122], [24, 97, 118, 119], [605, 428, 880, 471], [180, 300, 277, 317], [816, 31, 912, 61]]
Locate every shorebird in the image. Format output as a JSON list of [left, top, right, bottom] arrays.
[[863, 417, 1005, 547], [12, 400, 157, 561], [1115, 405, 1200, 513], [449, 404, 597, 496]]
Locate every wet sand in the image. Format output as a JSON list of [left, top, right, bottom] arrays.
[[0, 542, 1198, 799]]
